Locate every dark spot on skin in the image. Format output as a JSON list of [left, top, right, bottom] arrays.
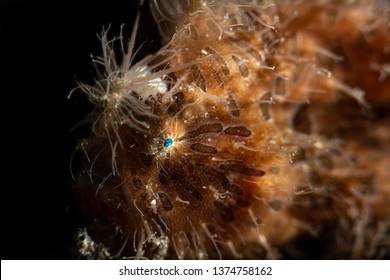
[[214, 200, 228, 211], [259, 91, 271, 120], [132, 177, 143, 189], [172, 91, 184, 103], [213, 201, 235, 222], [224, 126, 252, 137], [158, 192, 173, 211], [172, 172, 203, 201], [273, 76, 287, 96], [196, 163, 227, 181], [236, 197, 250, 207], [196, 164, 244, 195], [293, 104, 311, 134], [190, 143, 218, 154], [232, 55, 249, 77], [158, 169, 170, 185], [219, 164, 265, 176], [227, 91, 240, 117], [139, 153, 154, 167], [221, 180, 244, 195], [268, 199, 282, 211], [166, 92, 185, 117], [179, 123, 223, 140], [167, 106, 178, 117], [290, 148, 306, 164]]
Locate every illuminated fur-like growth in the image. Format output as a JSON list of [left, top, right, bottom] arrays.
[[72, 0, 390, 259]]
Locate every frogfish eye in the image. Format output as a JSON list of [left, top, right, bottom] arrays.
[[164, 138, 173, 148]]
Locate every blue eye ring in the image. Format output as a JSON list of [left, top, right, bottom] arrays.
[[164, 138, 173, 148]]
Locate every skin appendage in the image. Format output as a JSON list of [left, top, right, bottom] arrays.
[[69, 0, 390, 259]]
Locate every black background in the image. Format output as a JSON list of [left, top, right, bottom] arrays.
[[1, 0, 159, 259]]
